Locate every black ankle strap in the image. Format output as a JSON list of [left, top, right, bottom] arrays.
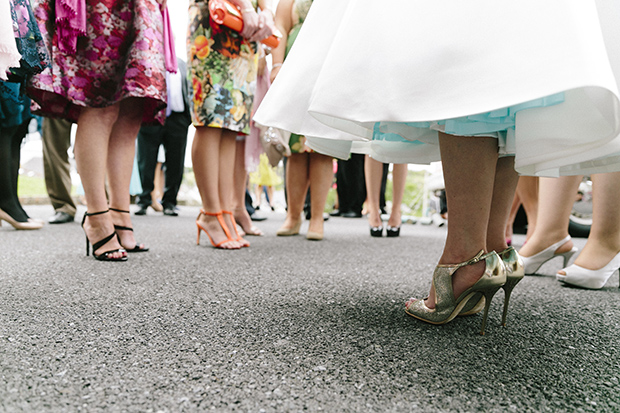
[[109, 208, 130, 214], [84, 210, 109, 217]]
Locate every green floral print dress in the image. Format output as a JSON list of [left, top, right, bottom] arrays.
[[188, 0, 259, 134]]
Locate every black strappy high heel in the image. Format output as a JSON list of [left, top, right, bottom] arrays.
[[109, 208, 149, 252], [81, 210, 128, 261]]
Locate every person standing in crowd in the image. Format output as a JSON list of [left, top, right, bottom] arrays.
[[189, 0, 274, 249], [42, 118, 76, 224], [517, 173, 620, 290], [365, 156, 407, 237], [0, 83, 43, 230], [1, 0, 48, 230], [270, 0, 333, 241], [255, 0, 620, 334], [331, 154, 366, 218], [28, 0, 170, 260], [136, 57, 191, 217]]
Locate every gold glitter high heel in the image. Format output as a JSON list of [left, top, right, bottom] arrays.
[[405, 250, 506, 335], [459, 247, 524, 326]]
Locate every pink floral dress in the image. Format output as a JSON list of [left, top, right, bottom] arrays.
[[27, 0, 167, 124]]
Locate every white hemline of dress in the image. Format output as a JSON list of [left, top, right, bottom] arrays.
[[255, 0, 620, 176]]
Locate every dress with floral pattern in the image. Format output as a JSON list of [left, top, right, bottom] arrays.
[[5, 0, 49, 81], [1, 0, 48, 118], [286, 0, 312, 154], [27, 0, 167, 124], [188, 0, 259, 134]]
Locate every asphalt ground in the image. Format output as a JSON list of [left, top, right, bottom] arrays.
[[1, 205, 619, 412]]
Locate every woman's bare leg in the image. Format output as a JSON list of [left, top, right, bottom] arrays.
[[192, 126, 239, 249], [559, 172, 620, 273], [426, 133, 499, 308], [280, 153, 309, 231], [388, 163, 408, 228], [233, 139, 262, 235], [364, 155, 383, 228], [518, 176, 581, 258], [516, 176, 539, 242], [74, 105, 126, 259], [486, 156, 520, 253], [107, 98, 146, 250], [219, 130, 249, 246], [307, 153, 333, 235]]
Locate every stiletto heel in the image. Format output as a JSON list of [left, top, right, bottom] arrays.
[[196, 210, 240, 249], [556, 250, 620, 289], [405, 250, 506, 334], [479, 286, 503, 335], [0, 208, 43, 230], [458, 246, 524, 325], [223, 210, 249, 247], [109, 208, 149, 252], [498, 247, 524, 326], [521, 235, 577, 274], [81, 210, 127, 261]]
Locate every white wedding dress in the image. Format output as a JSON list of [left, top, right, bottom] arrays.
[[255, 0, 620, 176]]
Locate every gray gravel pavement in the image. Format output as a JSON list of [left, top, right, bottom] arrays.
[[1, 205, 619, 412]]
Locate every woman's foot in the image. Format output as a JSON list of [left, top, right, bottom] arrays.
[[110, 208, 147, 251], [367, 209, 382, 228], [233, 208, 263, 236], [517, 234, 578, 274], [223, 211, 249, 247], [307, 217, 324, 240], [83, 213, 126, 260], [518, 235, 574, 258], [277, 215, 302, 236], [387, 210, 401, 230], [423, 259, 487, 309], [558, 239, 620, 275], [196, 212, 241, 249]]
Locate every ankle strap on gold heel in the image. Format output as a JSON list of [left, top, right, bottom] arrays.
[[437, 250, 487, 272]]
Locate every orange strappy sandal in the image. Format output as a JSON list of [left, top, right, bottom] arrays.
[[223, 210, 250, 248], [196, 210, 240, 249]]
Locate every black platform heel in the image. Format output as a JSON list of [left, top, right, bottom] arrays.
[[109, 208, 149, 252], [386, 225, 400, 237], [370, 225, 383, 237], [81, 210, 128, 261]]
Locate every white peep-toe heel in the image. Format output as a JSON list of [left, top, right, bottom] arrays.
[[556, 251, 620, 289], [521, 235, 578, 275]]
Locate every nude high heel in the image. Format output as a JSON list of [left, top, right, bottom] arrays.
[[405, 250, 506, 335], [521, 235, 578, 274], [0, 208, 43, 230], [556, 250, 620, 289], [276, 219, 302, 236]]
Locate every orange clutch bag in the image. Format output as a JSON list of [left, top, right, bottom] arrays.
[[208, 0, 282, 48]]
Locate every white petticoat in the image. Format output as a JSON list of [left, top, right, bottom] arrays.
[[254, 0, 620, 176]]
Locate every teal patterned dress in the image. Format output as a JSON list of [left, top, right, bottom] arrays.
[[187, 0, 259, 134]]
